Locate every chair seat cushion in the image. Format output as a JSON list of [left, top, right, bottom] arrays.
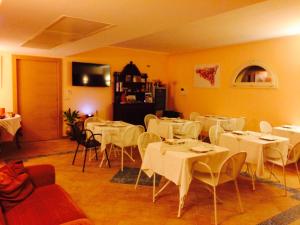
[[5, 184, 86, 225]]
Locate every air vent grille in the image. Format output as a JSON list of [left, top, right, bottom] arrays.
[[22, 16, 114, 49]]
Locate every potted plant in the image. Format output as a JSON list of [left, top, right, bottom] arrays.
[[63, 108, 81, 138]]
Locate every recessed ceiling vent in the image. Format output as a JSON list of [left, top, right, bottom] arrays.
[[22, 16, 114, 49]]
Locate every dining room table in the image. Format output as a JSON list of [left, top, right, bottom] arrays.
[[86, 120, 134, 167], [195, 115, 244, 133], [219, 131, 289, 177], [272, 125, 300, 147], [86, 120, 133, 151], [147, 117, 188, 139], [141, 139, 229, 217], [0, 114, 22, 148]]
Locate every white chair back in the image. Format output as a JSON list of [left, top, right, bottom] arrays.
[[217, 152, 247, 185], [209, 125, 224, 145], [136, 125, 145, 133], [180, 122, 202, 139], [137, 132, 161, 160], [288, 142, 300, 163], [235, 117, 246, 131], [222, 119, 236, 131], [221, 117, 245, 131], [190, 112, 200, 121], [121, 126, 141, 147], [144, 114, 157, 129], [260, 121, 272, 134]]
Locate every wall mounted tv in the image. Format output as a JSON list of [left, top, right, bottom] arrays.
[[72, 62, 111, 87]]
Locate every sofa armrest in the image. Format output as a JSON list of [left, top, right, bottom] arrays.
[[25, 164, 55, 187], [60, 218, 94, 225]]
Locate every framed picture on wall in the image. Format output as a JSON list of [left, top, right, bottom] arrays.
[[194, 64, 220, 88]]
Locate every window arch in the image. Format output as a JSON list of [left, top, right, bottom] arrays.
[[233, 62, 277, 88]]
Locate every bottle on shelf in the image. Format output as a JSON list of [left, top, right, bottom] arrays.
[[119, 82, 123, 92]]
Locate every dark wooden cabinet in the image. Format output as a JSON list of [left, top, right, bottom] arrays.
[[113, 103, 155, 125], [113, 62, 155, 125]]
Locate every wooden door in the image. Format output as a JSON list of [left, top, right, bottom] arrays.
[[15, 56, 61, 142]]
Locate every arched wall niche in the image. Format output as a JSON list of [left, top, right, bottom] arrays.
[[232, 61, 277, 88]]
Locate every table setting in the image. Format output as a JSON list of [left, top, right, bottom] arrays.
[[219, 130, 289, 177], [195, 115, 243, 133], [0, 111, 22, 142], [86, 120, 132, 151], [273, 125, 300, 147], [147, 118, 187, 139], [141, 138, 229, 216]]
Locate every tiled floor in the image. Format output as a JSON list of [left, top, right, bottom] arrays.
[[2, 139, 300, 225]]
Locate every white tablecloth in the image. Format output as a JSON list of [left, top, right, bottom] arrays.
[[195, 115, 238, 132], [219, 131, 289, 176], [147, 118, 186, 139], [0, 114, 21, 136], [142, 140, 229, 201], [273, 126, 300, 147], [87, 121, 132, 151]]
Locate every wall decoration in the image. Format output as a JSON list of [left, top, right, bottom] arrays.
[[194, 64, 220, 88], [233, 61, 277, 88], [0, 55, 2, 88]]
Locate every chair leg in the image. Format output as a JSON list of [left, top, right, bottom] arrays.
[[108, 144, 113, 158], [99, 151, 106, 168], [121, 147, 124, 171], [234, 180, 244, 213], [94, 147, 98, 161], [213, 186, 218, 225], [82, 148, 88, 172], [269, 163, 275, 179], [105, 149, 111, 168], [295, 162, 300, 184], [283, 166, 287, 196], [135, 168, 142, 189], [152, 173, 156, 203], [88, 148, 91, 161], [72, 144, 80, 165]]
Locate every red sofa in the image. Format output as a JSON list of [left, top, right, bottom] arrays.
[[0, 165, 93, 225]]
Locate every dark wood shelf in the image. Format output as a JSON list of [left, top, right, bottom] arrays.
[[113, 71, 154, 125]]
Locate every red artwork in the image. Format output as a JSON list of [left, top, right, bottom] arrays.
[[195, 65, 219, 86]]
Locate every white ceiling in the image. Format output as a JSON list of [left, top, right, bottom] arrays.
[[0, 0, 299, 56], [114, 0, 300, 53]]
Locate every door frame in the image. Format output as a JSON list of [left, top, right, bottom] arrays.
[[13, 55, 63, 138]]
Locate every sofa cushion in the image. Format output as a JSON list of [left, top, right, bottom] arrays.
[[5, 184, 86, 225]]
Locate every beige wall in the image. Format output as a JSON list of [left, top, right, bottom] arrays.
[[63, 47, 169, 120], [2, 35, 300, 133], [0, 52, 13, 111], [167, 35, 300, 130]]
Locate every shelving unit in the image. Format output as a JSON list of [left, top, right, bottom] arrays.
[[113, 64, 155, 125], [113, 72, 153, 104]]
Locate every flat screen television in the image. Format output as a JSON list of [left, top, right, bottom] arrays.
[[72, 62, 111, 87]]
